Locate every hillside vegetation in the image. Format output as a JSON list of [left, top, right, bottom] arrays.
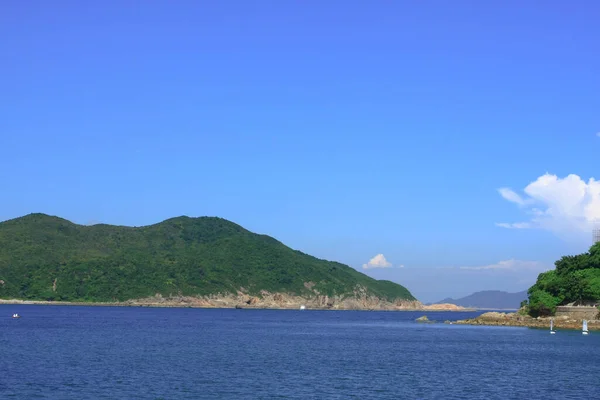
[[0, 213, 415, 303], [526, 243, 600, 316]]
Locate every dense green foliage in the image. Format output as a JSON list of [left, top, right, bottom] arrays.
[[526, 243, 600, 316], [0, 213, 415, 302]]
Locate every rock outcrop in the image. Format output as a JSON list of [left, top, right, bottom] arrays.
[[455, 311, 600, 331], [0, 288, 467, 312], [423, 303, 466, 311], [0, 284, 471, 312]]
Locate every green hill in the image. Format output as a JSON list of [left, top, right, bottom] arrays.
[[525, 243, 600, 316], [0, 213, 415, 303]]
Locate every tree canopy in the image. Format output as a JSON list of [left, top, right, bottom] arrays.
[[526, 243, 600, 316], [0, 213, 415, 303]]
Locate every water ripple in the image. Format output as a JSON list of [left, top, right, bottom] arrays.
[[1, 306, 599, 399]]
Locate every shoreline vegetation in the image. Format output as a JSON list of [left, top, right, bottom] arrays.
[[452, 239, 600, 331], [523, 243, 600, 317]]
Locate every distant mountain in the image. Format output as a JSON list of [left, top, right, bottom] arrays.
[[434, 290, 528, 310], [0, 213, 415, 303]]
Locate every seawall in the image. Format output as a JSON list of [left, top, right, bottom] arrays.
[[555, 306, 599, 320]]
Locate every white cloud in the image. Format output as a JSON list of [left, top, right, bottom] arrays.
[[362, 254, 392, 269], [495, 222, 531, 229], [459, 259, 543, 271], [498, 188, 532, 206], [497, 173, 600, 239]]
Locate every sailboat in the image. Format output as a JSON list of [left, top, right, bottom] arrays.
[[550, 319, 556, 334], [582, 320, 589, 335]]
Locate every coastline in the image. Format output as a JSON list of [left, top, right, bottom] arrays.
[[4, 298, 597, 330], [0, 296, 472, 312], [453, 311, 600, 331]]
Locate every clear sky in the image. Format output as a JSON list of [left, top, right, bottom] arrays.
[[2, 1, 599, 302]]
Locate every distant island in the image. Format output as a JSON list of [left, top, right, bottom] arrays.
[[433, 290, 528, 310], [0, 213, 456, 311]]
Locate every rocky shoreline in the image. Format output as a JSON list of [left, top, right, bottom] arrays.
[[454, 311, 600, 331], [0, 291, 468, 312]]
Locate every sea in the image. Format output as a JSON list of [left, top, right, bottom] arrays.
[[1, 305, 599, 399]]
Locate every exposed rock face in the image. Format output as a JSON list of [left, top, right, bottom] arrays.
[[245, 297, 259, 305], [0, 284, 468, 312], [423, 303, 466, 311], [125, 289, 467, 311], [0, 289, 432, 311], [416, 315, 429, 322]]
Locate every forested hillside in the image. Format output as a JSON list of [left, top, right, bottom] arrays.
[[526, 243, 600, 316], [0, 213, 415, 303]]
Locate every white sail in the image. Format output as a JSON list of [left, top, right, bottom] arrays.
[[550, 319, 553, 330], [583, 320, 588, 332]]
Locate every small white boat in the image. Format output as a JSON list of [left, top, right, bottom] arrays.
[[12, 313, 20, 319], [300, 305, 306, 310], [550, 319, 556, 334], [582, 320, 589, 335]]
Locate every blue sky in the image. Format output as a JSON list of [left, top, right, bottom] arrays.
[[2, 1, 599, 302]]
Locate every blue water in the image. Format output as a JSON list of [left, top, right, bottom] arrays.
[[1, 306, 600, 399]]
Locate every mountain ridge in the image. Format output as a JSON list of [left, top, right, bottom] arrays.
[[0, 213, 416, 307], [433, 290, 528, 309]]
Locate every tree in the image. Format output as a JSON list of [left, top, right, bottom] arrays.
[[527, 289, 560, 317], [564, 271, 593, 304]]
